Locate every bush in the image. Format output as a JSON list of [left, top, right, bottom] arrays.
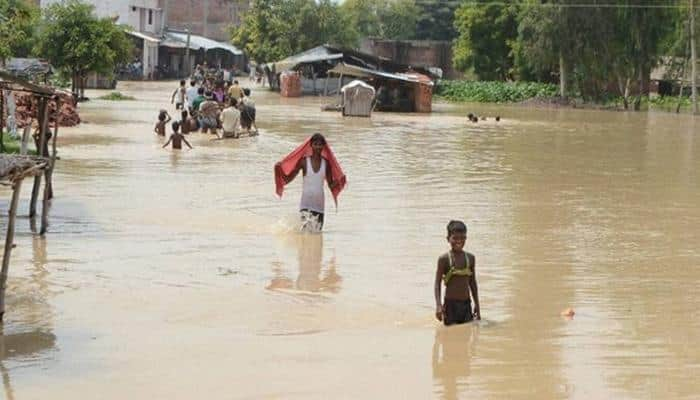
[[436, 80, 558, 103], [98, 92, 135, 101], [1, 133, 37, 155]]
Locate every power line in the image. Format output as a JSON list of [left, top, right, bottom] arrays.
[[410, 1, 689, 9]]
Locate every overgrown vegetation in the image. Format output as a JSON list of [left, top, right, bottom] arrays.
[[0, 133, 37, 155], [98, 92, 135, 101], [452, 1, 690, 110], [436, 80, 558, 103]]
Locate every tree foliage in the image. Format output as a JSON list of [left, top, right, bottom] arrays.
[[0, 0, 40, 62], [341, 0, 419, 40], [415, 0, 460, 41], [453, 2, 519, 81], [36, 0, 132, 86], [231, 0, 356, 63]]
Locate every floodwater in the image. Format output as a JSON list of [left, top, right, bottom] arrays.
[[1, 80, 699, 399]]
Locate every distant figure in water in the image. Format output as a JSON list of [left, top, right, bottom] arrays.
[[275, 133, 346, 231], [495, 116, 501, 122], [163, 121, 192, 150], [434, 220, 481, 325], [154, 110, 171, 136]]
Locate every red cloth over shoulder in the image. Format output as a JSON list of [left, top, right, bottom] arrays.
[[274, 136, 347, 206]]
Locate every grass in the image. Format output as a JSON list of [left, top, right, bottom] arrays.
[[0, 132, 37, 155], [98, 92, 136, 101]]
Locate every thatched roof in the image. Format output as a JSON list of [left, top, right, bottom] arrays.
[[0, 154, 49, 184]]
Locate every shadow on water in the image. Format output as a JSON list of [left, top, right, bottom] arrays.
[[432, 323, 479, 400]]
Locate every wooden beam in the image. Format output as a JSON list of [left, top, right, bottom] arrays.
[[0, 179, 23, 321], [0, 71, 55, 96]]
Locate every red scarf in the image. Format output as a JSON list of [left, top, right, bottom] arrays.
[[274, 137, 347, 206]]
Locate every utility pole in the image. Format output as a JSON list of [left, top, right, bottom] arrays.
[[185, 28, 191, 78], [692, 0, 698, 114]]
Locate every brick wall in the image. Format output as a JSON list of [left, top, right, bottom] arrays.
[[361, 39, 463, 80], [166, 0, 249, 41]]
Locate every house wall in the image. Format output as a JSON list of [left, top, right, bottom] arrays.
[[165, 0, 249, 42], [360, 38, 462, 79], [40, 0, 163, 34]]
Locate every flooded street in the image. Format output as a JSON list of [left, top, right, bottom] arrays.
[[1, 80, 699, 399]]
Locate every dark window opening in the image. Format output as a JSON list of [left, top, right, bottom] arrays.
[[148, 10, 153, 25]]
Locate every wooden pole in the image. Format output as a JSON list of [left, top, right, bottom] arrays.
[[323, 74, 329, 96], [692, 0, 698, 114], [30, 98, 49, 217], [0, 179, 24, 321], [0, 90, 5, 153], [49, 98, 60, 200], [40, 98, 60, 234], [20, 126, 30, 155]]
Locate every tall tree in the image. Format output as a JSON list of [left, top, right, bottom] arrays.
[[453, 2, 519, 80], [414, 0, 460, 41], [232, 0, 356, 63], [36, 0, 132, 96], [0, 0, 40, 64], [341, 0, 418, 40]]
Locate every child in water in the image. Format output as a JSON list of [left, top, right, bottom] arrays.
[[434, 220, 480, 325], [162, 121, 192, 150], [154, 110, 171, 136]]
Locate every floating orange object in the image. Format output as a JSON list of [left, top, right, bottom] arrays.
[[560, 308, 575, 317]]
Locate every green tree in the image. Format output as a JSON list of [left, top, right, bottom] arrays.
[[0, 0, 40, 63], [341, 0, 418, 40], [453, 2, 519, 81], [232, 0, 356, 63], [415, 0, 460, 41], [377, 0, 419, 40], [516, 0, 676, 107], [35, 0, 132, 96]]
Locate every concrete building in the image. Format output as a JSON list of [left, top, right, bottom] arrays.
[[39, 0, 247, 79], [41, 0, 166, 79]]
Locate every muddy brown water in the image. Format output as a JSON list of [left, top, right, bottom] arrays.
[[0, 81, 699, 399]]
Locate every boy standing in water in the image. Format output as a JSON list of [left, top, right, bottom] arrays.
[[154, 110, 171, 136], [434, 220, 480, 325], [163, 121, 192, 150], [275, 133, 346, 231], [171, 80, 187, 110]]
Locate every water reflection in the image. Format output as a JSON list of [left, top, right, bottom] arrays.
[[267, 233, 342, 295], [1, 229, 57, 399], [432, 324, 479, 400]]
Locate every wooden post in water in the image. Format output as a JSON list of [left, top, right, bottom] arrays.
[[40, 97, 60, 234], [29, 97, 49, 217], [0, 179, 23, 321], [49, 97, 59, 200]]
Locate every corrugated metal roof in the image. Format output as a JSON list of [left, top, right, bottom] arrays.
[[270, 45, 343, 72], [126, 30, 161, 43], [329, 63, 434, 86], [164, 31, 243, 55]]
